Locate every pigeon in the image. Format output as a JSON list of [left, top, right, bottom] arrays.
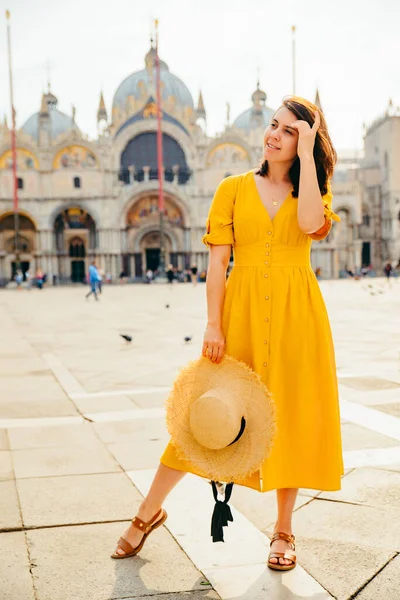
[[184, 335, 193, 343], [120, 334, 132, 343]]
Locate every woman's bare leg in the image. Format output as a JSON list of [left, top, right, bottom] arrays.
[[269, 488, 298, 566], [115, 463, 186, 555]]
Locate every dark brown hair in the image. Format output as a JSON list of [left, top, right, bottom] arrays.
[[256, 96, 337, 197]]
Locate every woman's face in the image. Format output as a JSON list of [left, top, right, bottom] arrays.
[[263, 106, 299, 163]]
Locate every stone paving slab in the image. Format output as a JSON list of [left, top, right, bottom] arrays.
[[372, 402, 400, 417], [0, 429, 9, 450], [355, 555, 400, 599], [292, 497, 400, 552], [341, 422, 399, 451], [16, 472, 143, 528], [26, 522, 207, 600], [320, 467, 400, 508], [296, 538, 396, 600], [0, 397, 77, 419], [123, 593, 220, 600], [73, 394, 137, 414], [0, 450, 13, 480], [204, 563, 332, 600], [94, 418, 169, 444], [107, 437, 170, 471], [8, 423, 101, 450], [128, 390, 170, 408], [0, 480, 22, 530], [0, 531, 35, 600], [0, 356, 49, 375], [12, 441, 121, 479]]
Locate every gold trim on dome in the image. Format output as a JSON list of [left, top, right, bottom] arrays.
[[0, 148, 39, 170], [143, 102, 159, 118]]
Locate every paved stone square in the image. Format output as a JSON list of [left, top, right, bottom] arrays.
[[0, 277, 399, 599]]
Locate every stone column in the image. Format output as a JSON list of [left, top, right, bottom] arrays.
[[130, 255, 135, 277], [143, 166, 150, 182], [128, 165, 135, 184], [172, 164, 180, 185]]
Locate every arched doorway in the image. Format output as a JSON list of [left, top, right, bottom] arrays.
[[124, 194, 186, 277], [69, 236, 86, 282], [0, 213, 37, 282], [54, 207, 97, 282]]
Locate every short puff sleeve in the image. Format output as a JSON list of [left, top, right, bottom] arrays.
[[308, 181, 340, 242], [202, 176, 237, 247]]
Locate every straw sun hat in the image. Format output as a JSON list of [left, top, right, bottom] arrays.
[[165, 354, 276, 541]]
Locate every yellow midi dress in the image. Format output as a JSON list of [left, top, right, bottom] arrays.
[[161, 170, 344, 492]]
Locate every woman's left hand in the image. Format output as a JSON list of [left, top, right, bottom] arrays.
[[291, 110, 320, 160]]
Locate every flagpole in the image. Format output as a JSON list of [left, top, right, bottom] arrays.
[[5, 10, 20, 272], [154, 19, 166, 277], [292, 25, 296, 95]]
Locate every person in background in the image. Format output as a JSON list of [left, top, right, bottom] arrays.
[[85, 261, 100, 301], [190, 263, 198, 287], [166, 264, 174, 285], [36, 268, 44, 290], [97, 267, 104, 294], [15, 269, 23, 289], [384, 261, 393, 287], [146, 268, 153, 284]]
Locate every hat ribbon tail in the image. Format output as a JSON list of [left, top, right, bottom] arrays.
[[210, 481, 234, 543]]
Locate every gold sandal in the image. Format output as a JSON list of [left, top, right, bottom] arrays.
[[267, 532, 297, 571], [111, 508, 168, 559]]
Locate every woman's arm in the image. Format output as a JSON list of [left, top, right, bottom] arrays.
[[297, 155, 325, 234], [291, 111, 326, 234], [202, 244, 231, 364]]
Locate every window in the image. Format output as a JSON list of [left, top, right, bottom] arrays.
[[73, 176, 81, 189], [17, 177, 23, 190], [362, 213, 370, 227]]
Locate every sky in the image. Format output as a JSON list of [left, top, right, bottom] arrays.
[[0, 0, 399, 151]]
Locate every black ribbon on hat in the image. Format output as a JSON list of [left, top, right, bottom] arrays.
[[210, 416, 246, 543]]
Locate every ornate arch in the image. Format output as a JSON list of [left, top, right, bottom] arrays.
[[112, 119, 197, 172], [0, 147, 39, 170], [0, 209, 38, 229], [48, 202, 101, 229], [203, 135, 256, 169], [52, 144, 100, 170], [119, 183, 192, 229], [133, 225, 179, 253]]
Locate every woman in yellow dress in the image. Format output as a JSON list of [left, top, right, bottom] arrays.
[[112, 96, 344, 570]]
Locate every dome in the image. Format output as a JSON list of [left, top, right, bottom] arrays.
[[233, 82, 275, 133], [113, 45, 194, 112], [21, 91, 78, 141]]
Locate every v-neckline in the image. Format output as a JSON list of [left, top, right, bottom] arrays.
[[251, 171, 293, 224]]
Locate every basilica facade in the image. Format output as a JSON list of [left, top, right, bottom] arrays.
[[0, 44, 397, 285]]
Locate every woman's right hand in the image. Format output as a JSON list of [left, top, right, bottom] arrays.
[[202, 324, 226, 364]]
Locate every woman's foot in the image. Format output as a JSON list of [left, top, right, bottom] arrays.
[[268, 529, 296, 568], [113, 503, 162, 557]]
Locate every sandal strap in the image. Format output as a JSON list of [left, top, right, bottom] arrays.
[[269, 531, 296, 550], [132, 508, 163, 534], [117, 536, 134, 555], [270, 531, 295, 549], [269, 551, 297, 562]]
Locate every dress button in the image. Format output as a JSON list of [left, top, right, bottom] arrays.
[[266, 244, 270, 247], [265, 318, 269, 322], [264, 274, 268, 278], [266, 252, 269, 256], [265, 296, 269, 300], [268, 231, 272, 235], [264, 340, 267, 344], [263, 362, 267, 367], [265, 261, 268, 265]]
